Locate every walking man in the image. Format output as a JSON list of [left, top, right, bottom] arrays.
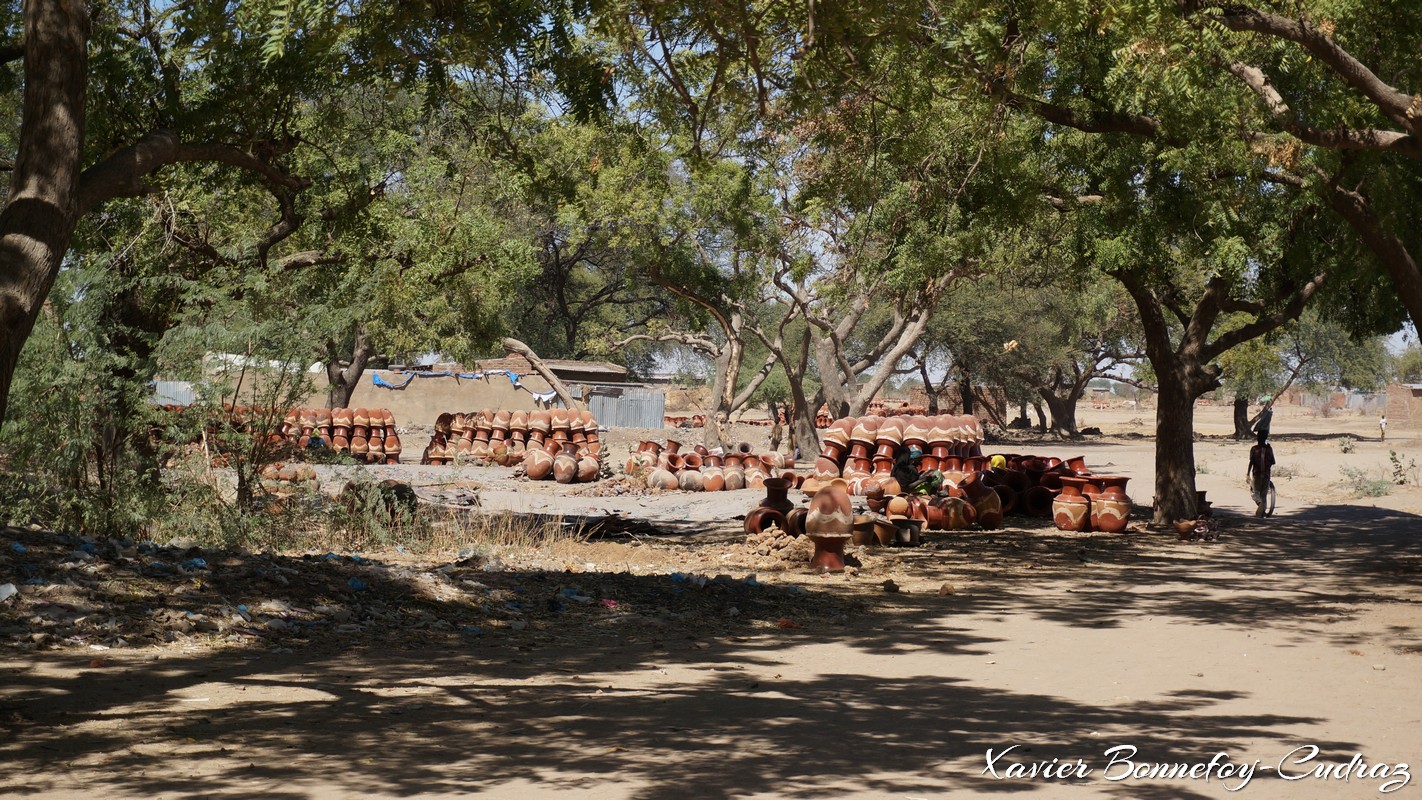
[[1380, 414, 1388, 442], [1247, 439, 1275, 517]]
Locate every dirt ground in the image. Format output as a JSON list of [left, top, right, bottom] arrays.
[[2, 403, 1420, 799]]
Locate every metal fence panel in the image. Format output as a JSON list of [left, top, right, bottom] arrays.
[[588, 386, 664, 429], [151, 381, 197, 406]]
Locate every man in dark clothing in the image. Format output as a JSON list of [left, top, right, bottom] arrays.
[[1247, 439, 1275, 517]]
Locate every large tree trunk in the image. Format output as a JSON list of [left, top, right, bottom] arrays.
[[1153, 377, 1199, 524], [787, 384, 820, 461], [1040, 389, 1080, 437], [1232, 395, 1251, 439], [0, 1, 90, 434], [325, 322, 375, 409], [1040, 390, 1078, 437], [959, 376, 975, 415]]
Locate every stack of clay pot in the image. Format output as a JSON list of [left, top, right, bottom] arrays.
[[809, 413, 985, 497], [422, 408, 601, 477], [520, 409, 603, 484], [280, 407, 402, 464], [626, 440, 797, 492]]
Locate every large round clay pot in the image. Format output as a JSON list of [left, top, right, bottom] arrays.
[[1053, 476, 1092, 531], [814, 456, 842, 479], [744, 506, 787, 535], [702, 466, 725, 493], [577, 455, 600, 483], [760, 477, 795, 516], [525, 448, 554, 480], [647, 468, 680, 491], [886, 495, 911, 518], [940, 496, 972, 530], [805, 484, 853, 537], [678, 469, 705, 492], [723, 466, 746, 492]]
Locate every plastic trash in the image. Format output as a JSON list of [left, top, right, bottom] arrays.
[[22, 577, 46, 586], [0, 583, 17, 603], [79, 542, 97, 554], [461, 625, 484, 636], [347, 577, 368, 592], [9, 542, 26, 554], [182, 557, 208, 570]]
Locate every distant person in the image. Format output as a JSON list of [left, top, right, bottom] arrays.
[[1246, 439, 1275, 517], [1380, 414, 1388, 442], [1253, 396, 1273, 445]]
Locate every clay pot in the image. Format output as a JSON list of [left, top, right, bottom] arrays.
[[663, 439, 682, 455], [723, 466, 746, 492], [702, 467, 725, 493], [806, 532, 852, 572], [662, 453, 685, 471], [647, 468, 680, 491], [814, 456, 842, 480], [940, 496, 973, 530], [353, 407, 370, 428], [871, 514, 897, 546], [681, 452, 704, 471], [744, 506, 787, 536], [893, 517, 923, 547], [992, 484, 1018, 516], [525, 448, 554, 481], [886, 495, 912, 518], [1053, 476, 1092, 532], [678, 469, 705, 492], [553, 443, 579, 484], [735, 441, 754, 456], [851, 515, 875, 546], [785, 507, 808, 537], [805, 484, 853, 537], [529, 410, 551, 435], [760, 477, 795, 516], [575, 455, 600, 483], [1021, 485, 1054, 518], [871, 456, 894, 477], [638, 440, 662, 454], [973, 488, 1004, 529]]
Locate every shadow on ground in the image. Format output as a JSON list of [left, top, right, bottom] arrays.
[[1, 501, 1417, 798]]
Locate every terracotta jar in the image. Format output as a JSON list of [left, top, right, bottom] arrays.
[[678, 469, 704, 492], [1021, 485, 1054, 518], [902, 416, 931, 453], [805, 484, 853, 536], [702, 466, 725, 492], [553, 441, 580, 484], [874, 417, 905, 460], [814, 456, 842, 480], [663, 439, 682, 455], [722, 466, 746, 491], [1053, 476, 1092, 532], [525, 448, 554, 480], [577, 455, 600, 483], [871, 456, 894, 477], [682, 452, 704, 471], [647, 468, 679, 491], [760, 477, 795, 516], [973, 488, 1004, 529], [992, 484, 1018, 516], [848, 417, 880, 460], [785, 507, 808, 537], [744, 506, 787, 536], [1091, 476, 1132, 533]]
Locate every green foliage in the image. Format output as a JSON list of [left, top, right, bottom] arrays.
[[1339, 465, 1392, 497]]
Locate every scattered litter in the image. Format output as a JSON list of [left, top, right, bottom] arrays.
[[0, 584, 17, 603]]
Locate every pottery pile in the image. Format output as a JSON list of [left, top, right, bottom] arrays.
[[281, 407, 402, 464], [422, 408, 601, 477], [625, 440, 796, 492], [809, 413, 984, 496]]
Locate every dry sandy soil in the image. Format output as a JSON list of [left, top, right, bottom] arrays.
[[2, 403, 1420, 799]]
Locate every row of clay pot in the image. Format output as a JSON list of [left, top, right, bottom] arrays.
[[626, 440, 796, 492], [522, 440, 603, 484], [424, 407, 600, 466], [814, 414, 984, 488], [279, 407, 402, 464]]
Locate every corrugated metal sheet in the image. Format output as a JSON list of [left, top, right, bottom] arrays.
[[151, 381, 197, 406], [587, 385, 665, 429]]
